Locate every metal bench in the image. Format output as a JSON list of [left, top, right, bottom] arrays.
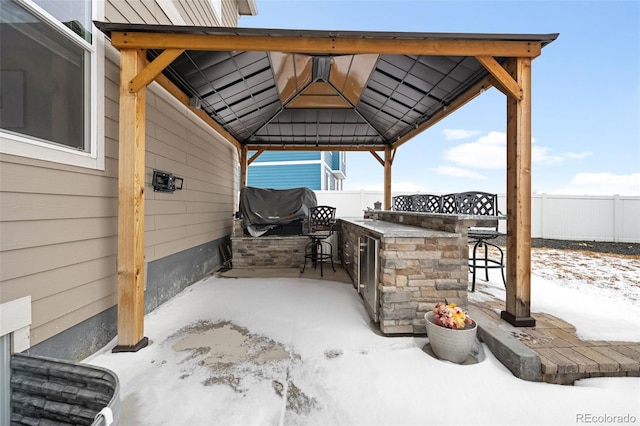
[[392, 195, 414, 211]]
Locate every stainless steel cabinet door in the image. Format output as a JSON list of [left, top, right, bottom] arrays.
[[358, 236, 379, 322]]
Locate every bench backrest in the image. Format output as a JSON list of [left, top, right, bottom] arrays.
[[396, 192, 500, 230], [411, 194, 442, 213], [392, 195, 414, 211]]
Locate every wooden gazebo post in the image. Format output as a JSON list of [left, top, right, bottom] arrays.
[[383, 146, 393, 210], [113, 48, 149, 352], [468, 55, 537, 326], [502, 57, 536, 327]]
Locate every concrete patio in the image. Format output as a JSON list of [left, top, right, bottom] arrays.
[[83, 253, 640, 425], [223, 264, 640, 385]]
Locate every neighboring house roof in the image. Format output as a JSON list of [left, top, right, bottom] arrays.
[[237, 0, 258, 16], [93, 22, 557, 152]]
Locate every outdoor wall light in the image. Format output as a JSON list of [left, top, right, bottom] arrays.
[[152, 169, 183, 193]]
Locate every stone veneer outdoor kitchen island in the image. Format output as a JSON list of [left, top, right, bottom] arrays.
[[338, 213, 471, 336], [232, 210, 492, 336]]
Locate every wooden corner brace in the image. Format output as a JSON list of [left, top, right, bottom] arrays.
[[475, 55, 522, 101], [129, 48, 184, 93]]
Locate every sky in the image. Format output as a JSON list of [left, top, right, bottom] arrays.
[[85, 248, 640, 425], [239, 0, 640, 196]]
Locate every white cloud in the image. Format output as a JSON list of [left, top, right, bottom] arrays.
[[533, 146, 592, 165], [433, 166, 487, 179], [443, 131, 506, 169], [531, 145, 564, 165], [549, 172, 640, 195], [564, 152, 592, 159], [444, 131, 592, 170], [442, 129, 482, 140]]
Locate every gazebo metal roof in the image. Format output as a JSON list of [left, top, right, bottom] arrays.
[[95, 22, 557, 151]]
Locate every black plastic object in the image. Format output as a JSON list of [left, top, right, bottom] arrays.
[[238, 187, 317, 237], [152, 169, 183, 193]]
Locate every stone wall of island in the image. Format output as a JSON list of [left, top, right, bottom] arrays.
[[337, 218, 469, 335], [231, 219, 308, 269]]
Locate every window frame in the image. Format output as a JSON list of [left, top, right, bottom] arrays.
[[0, 0, 105, 170], [0, 334, 9, 426]]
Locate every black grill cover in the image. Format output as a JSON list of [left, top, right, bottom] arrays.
[[239, 187, 317, 237]]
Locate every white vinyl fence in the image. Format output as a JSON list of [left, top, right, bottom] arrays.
[[315, 191, 640, 243]]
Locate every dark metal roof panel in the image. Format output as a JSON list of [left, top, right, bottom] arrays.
[[95, 22, 558, 148]]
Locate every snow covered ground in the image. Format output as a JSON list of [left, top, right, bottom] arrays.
[[85, 248, 640, 426], [471, 248, 640, 342]]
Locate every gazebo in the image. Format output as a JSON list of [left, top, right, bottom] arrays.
[[94, 22, 558, 351]]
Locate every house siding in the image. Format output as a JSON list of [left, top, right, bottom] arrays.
[[323, 151, 332, 165], [105, 0, 172, 24], [331, 152, 341, 170], [173, 0, 220, 26], [326, 166, 336, 191], [248, 164, 321, 190], [247, 150, 345, 191], [250, 151, 321, 162], [104, 0, 242, 26], [221, 0, 241, 26], [0, 0, 244, 361], [0, 149, 120, 350]]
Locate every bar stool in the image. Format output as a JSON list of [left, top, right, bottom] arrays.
[[301, 205, 336, 277], [456, 192, 506, 291]]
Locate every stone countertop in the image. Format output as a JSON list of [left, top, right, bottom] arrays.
[[338, 217, 460, 238]]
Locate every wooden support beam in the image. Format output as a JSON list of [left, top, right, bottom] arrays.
[[130, 48, 184, 93], [113, 48, 149, 352], [153, 73, 189, 104], [111, 32, 543, 57], [239, 145, 248, 189], [501, 57, 535, 328], [153, 74, 241, 151], [190, 107, 241, 151], [248, 148, 265, 165], [384, 146, 392, 210], [370, 150, 384, 166], [475, 55, 522, 100]]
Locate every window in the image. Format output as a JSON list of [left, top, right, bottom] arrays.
[[0, 0, 103, 169]]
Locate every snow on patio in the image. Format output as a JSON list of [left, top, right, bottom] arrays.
[[84, 248, 640, 426]]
